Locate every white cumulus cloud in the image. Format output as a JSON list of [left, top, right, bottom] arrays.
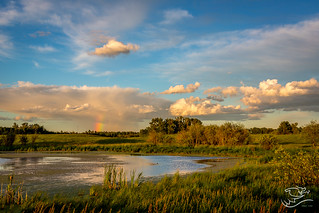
[[161, 82, 200, 94], [89, 39, 139, 57], [170, 96, 241, 116]]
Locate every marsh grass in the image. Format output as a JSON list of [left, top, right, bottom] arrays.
[[0, 160, 318, 212], [0, 134, 317, 212], [0, 175, 26, 210], [0, 134, 315, 158]]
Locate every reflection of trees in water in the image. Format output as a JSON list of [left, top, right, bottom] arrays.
[[1, 157, 43, 170], [16, 157, 41, 166]]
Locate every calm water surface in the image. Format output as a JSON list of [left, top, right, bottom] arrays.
[[0, 152, 223, 195]]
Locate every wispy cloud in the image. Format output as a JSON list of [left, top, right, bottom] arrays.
[[89, 39, 139, 57], [0, 0, 148, 69], [0, 1, 19, 26], [0, 33, 13, 58], [84, 70, 113, 77], [29, 31, 51, 38], [30, 45, 56, 52], [160, 9, 193, 25], [33, 61, 40, 68], [0, 116, 10, 121], [161, 82, 200, 94], [154, 18, 319, 84]]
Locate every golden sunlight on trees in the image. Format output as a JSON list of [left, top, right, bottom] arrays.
[[303, 120, 319, 147]]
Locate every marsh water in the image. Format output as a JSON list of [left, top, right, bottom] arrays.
[[0, 152, 237, 195]]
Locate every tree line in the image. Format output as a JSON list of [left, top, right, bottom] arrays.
[[0, 122, 49, 135], [0, 118, 318, 147], [249, 121, 302, 135], [144, 117, 319, 147], [140, 116, 203, 135], [84, 130, 139, 138]]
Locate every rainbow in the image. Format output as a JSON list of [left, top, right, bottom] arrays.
[[95, 115, 105, 132], [95, 122, 104, 132]]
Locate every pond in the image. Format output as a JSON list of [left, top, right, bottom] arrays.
[[0, 152, 238, 196]]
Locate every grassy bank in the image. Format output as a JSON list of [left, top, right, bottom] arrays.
[[0, 134, 315, 157], [0, 133, 317, 212], [1, 161, 318, 212]]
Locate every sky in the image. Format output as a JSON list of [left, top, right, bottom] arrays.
[[1, 0, 319, 132]]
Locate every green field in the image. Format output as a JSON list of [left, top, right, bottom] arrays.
[[0, 133, 314, 154], [0, 133, 318, 212]]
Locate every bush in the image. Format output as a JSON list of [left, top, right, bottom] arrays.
[[31, 134, 38, 145], [0, 135, 4, 145], [147, 131, 164, 145], [162, 135, 175, 144], [176, 130, 192, 147], [215, 122, 249, 145], [4, 131, 16, 146], [303, 120, 319, 147], [272, 147, 319, 186], [19, 135, 28, 145], [258, 135, 278, 150]]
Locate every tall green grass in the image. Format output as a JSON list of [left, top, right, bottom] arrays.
[[1, 149, 318, 212], [3, 163, 317, 212]]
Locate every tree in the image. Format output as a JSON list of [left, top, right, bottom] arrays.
[[19, 135, 28, 146], [291, 122, 300, 134], [165, 118, 177, 134], [204, 125, 219, 145], [149, 118, 166, 133], [187, 123, 205, 147], [21, 123, 29, 134], [147, 131, 164, 146], [216, 122, 249, 145], [303, 120, 319, 147], [4, 131, 16, 147], [12, 123, 19, 133], [277, 121, 292, 134]]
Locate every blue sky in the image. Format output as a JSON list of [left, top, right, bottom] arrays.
[[1, 0, 319, 132]]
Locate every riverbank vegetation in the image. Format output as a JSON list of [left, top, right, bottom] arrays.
[[0, 149, 318, 212], [0, 117, 318, 212], [0, 118, 317, 153]]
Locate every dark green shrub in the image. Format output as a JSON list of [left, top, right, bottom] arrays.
[[31, 134, 38, 145], [4, 131, 16, 146], [258, 135, 278, 150], [19, 135, 28, 145]]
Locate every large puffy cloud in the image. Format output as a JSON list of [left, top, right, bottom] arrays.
[[204, 86, 238, 98], [170, 78, 319, 120], [89, 40, 139, 57], [170, 96, 241, 116], [240, 78, 319, 112], [0, 82, 170, 131], [161, 82, 200, 94]]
